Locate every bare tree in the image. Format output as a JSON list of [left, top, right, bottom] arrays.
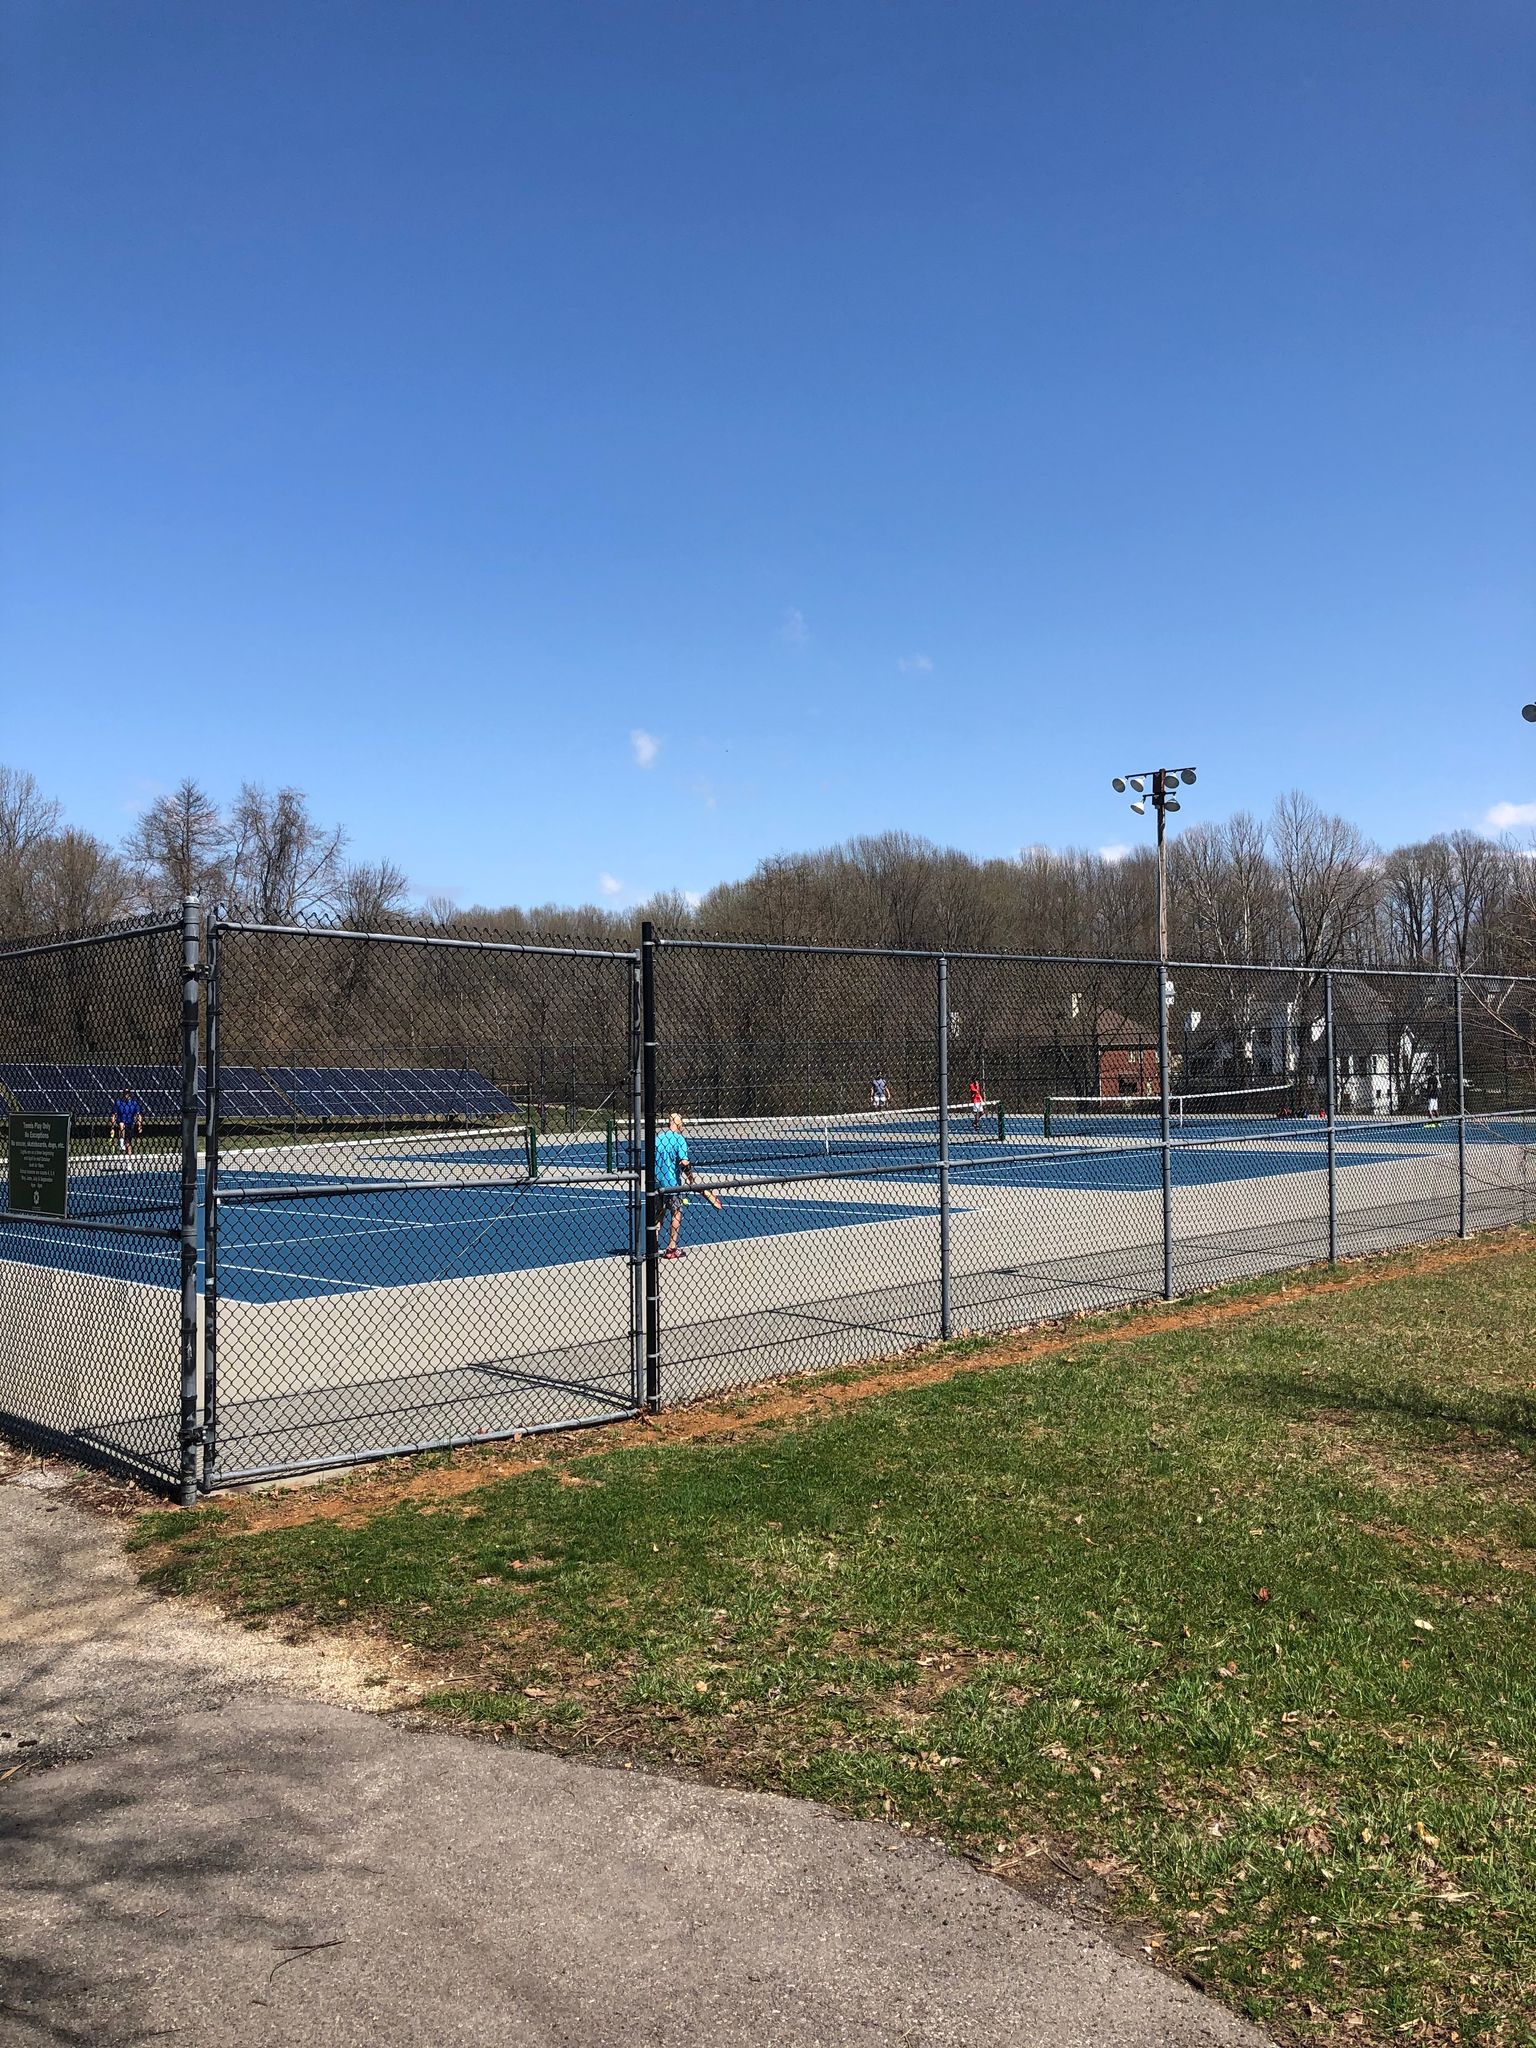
[[0, 765, 62, 935], [226, 784, 347, 924], [31, 830, 135, 933], [337, 857, 411, 930], [1268, 792, 1380, 967], [124, 778, 229, 910], [1170, 813, 1283, 964]]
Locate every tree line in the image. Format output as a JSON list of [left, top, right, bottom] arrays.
[[3, 764, 1534, 977]]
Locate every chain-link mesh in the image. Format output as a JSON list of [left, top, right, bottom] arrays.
[[0, 919, 186, 1485], [1325, 969, 1460, 1257], [1460, 972, 1536, 1234], [942, 954, 1169, 1329], [203, 921, 640, 1483], [7, 919, 1536, 1500], [647, 942, 945, 1396], [644, 944, 1536, 1412]]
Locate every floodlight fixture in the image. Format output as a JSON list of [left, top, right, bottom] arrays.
[[1111, 756, 1203, 967], [1524, 704, 1536, 724]]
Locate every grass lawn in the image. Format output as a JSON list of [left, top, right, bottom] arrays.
[[137, 1237, 1536, 2046]]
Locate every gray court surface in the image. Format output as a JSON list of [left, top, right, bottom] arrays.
[[2, 1121, 1532, 1487]]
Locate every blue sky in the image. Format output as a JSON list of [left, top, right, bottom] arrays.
[[2, 1, 1532, 910]]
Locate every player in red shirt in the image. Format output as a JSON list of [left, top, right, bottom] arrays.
[[968, 1078, 984, 1132]]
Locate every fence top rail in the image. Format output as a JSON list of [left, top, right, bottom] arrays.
[[214, 918, 638, 964], [0, 917, 182, 964], [656, 934, 1535, 986]]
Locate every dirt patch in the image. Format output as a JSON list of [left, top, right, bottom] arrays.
[[138, 1228, 1536, 1542], [1298, 1414, 1536, 1506]]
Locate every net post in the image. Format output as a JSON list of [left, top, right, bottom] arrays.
[[1157, 964, 1173, 1300], [525, 1123, 539, 1179], [997, 1098, 1004, 1143], [177, 894, 202, 1508], [937, 953, 951, 1339], [203, 904, 222, 1481], [1324, 970, 1338, 1265], [641, 923, 662, 1410], [1042, 1097, 1051, 1138], [1455, 976, 1468, 1239], [606, 1116, 616, 1174]]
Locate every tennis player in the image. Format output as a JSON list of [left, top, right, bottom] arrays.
[[969, 1078, 984, 1131], [110, 1090, 143, 1156], [655, 1112, 722, 1260], [870, 1075, 889, 1111], [1427, 1083, 1440, 1125]]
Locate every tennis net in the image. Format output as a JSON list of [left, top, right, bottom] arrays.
[[634, 1100, 1003, 1176], [1043, 1081, 1299, 1140]]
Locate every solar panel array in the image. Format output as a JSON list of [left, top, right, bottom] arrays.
[[260, 1066, 518, 1120], [0, 1061, 518, 1123], [0, 1062, 183, 1117]]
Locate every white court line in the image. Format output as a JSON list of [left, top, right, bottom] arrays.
[[0, 1226, 177, 1260], [232, 1196, 622, 1255], [220, 1261, 375, 1293], [235, 1184, 904, 1258]]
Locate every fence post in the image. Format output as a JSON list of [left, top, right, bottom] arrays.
[[1157, 963, 1173, 1300], [629, 959, 645, 1410], [202, 906, 222, 1481], [1455, 976, 1468, 1239], [640, 922, 661, 1411], [177, 895, 202, 1506], [937, 953, 951, 1339], [1324, 972, 1338, 1265]]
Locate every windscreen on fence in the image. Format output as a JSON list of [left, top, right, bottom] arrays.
[[201, 917, 642, 1484], [0, 916, 189, 1488]]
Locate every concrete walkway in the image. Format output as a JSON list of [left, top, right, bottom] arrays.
[[0, 1459, 1269, 2048]]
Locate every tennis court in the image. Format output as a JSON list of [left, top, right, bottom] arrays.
[[7, 1098, 1532, 1487], [4, 914, 1536, 1494]]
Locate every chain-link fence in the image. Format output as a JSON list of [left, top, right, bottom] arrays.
[[202, 916, 640, 1483], [643, 936, 1536, 1407], [0, 910, 198, 1494], [3, 914, 1535, 1497]]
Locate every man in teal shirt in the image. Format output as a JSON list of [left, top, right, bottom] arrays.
[[653, 1112, 720, 1259]]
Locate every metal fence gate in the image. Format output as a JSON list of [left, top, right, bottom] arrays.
[[200, 918, 643, 1486]]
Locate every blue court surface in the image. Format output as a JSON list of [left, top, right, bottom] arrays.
[[0, 1114, 1468, 1303]]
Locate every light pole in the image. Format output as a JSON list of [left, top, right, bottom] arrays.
[[1111, 766, 1198, 965], [1112, 766, 1197, 1306]]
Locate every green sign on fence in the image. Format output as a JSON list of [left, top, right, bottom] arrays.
[[7, 1114, 70, 1219]]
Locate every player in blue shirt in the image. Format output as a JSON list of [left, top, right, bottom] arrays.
[[110, 1093, 144, 1155], [653, 1112, 721, 1260]]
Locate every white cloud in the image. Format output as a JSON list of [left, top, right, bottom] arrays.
[[1486, 801, 1536, 830], [630, 729, 660, 769], [691, 779, 717, 811], [598, 872, 624, 898], [683, 890, 703, 910], [780, 608, 808, 646], [1099, 844, 1132, 864], [898, 652, 934, 675]]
